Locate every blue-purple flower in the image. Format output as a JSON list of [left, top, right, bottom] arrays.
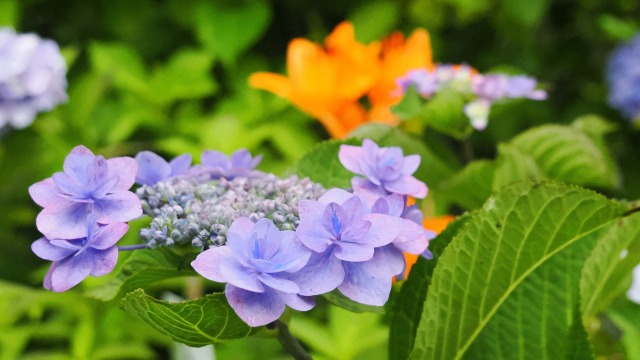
[[339, 138, 427, 198], [31, 220, 128, 292], [191, 217, 314, 327], [607, 33, 640, 122], [191, 148, 262, 181], [135, 151, 192, 186], [291, 189, 414, 305], [29, 145, 142, 239], [0, 28, 67, 129]]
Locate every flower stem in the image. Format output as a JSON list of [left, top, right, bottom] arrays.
[[275, 320, 311, 360], [117, 244, 149, 251]]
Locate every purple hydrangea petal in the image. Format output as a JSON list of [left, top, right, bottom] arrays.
[[106, 157, 138, 191], [338, 144, 365, 175], [36, 201, 90, 239], [391, 220, 431, 254], [225, 285, 286, 327], [401, 155, 421, 175], [317, 188, 354, 205], [88, 247, 118, 276], [279, 293, 315, 311], [334, 241, 374, 262], [169, 153, 192, 176], [31, 237, 77, 261], [288, 250, 344, 296], [351, 177, 388, 198], [505, 75, 537, 98], [62, 146, 95, 184], [360, 213, 404, 247], [201, 150, 231, 169], [135, 151, 171, 186], [90, 222, 129, 250], [28, 178, 59, 208], [226, 217, 259, 266], [93, 192, 143, 223], [49, 252, 93, 292], [219, 257, 265, 293], [52, 172, 85, 199], [257, 273, 300, 293], [43, 262, 55, 291], [230, 149, 261, 169], [384, 176, 428, 198], [264, 233, 311, 273], [191, 246, 234, 283]]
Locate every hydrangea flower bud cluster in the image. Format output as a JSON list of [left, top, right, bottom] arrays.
[[28, 146, 142, 292], [0, 28, 67, 129], [137, 174, 325, 249], [396, 64, 547, 130], [607, 33, 640, 122]]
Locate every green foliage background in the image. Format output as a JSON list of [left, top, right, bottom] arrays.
[[1, 0, 639, 359]]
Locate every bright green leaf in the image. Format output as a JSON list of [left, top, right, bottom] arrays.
[[89, 42, 151, 98], [121, 289, 254, 347], [442, 160, 495, 210], [295, 138, 360, 189], [350, 1, 399, 43], [410, 181, 628, 360], [150, 49, 217, 105], [493, 143, 545, 190]]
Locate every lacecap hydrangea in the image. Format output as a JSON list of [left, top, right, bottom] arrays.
[[30, 140, 434, 327], [607, 33, 640, 122], [0, 28, 67, 129]]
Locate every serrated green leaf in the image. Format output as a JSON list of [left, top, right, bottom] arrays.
[[493, 143, 546, 190], [410, 181, 628, 360], [150, 49, 217, 105], [389, 214, 471, 360], [580, 211, 640, 321], [194, 0, 271, 66], [120, 289, 254, 347], [508, 124, 620, 189], [87, 248, 197, 301], [295, 138, 360, 189], [442, 160, 495, 210]]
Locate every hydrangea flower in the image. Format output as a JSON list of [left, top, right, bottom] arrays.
[[190, 149, 262, 180], [31, 220, 128, 292], [291, 189, 416, 305], [339, 138, 427, 198], [135, 151, 192, 186], [29, 145, 142, 239], [191, 217, 314, 327], [607, 33, 640, 121], [0, 28, 67, 129]]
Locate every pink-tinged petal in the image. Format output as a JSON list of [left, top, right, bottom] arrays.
[[373, 194, 405, 217], [338, 144, 365, 174], [340, 219, 372, 244], [52, 172, 83, 197], [50, 253, 93, 292], [91, 223, 129, 249], [94, 191, 142, 223], [339, 248, 399, 306], [298, 199, 327, 221], [401, 154, 421, 176], [29, 178, 60, 207], [378, 245, 407, 276], [169, 153, 192, 176], [63, 146, 95, 184], [191, 246, 234, 283], [31, 237, 76, 261], [334, 241, 374, 262], [107, 157, 138, 190], [339, 196, 367, 226], [287, 251, 344, 296], [219, 257, 265, 293], [360, 213, 403, 247], [36, 202, 90, 239], [86, 156, 110, 192], [257, 273, 300, 293], [226, 217, 257, 265], [317, 188, 354, 205], [295, 220, 333, 253], [201, 150, 230, 169], [279, 293, 315, 311], [225, 285, 285, 327], [384, 176, 427, 198], [88, 247, 118, 276], [392, 221, 432, 254], [269, 234, 311, 273], [230, 149, 253, 168], [135, 151, 171, 186], [351, 177, 387, 198]]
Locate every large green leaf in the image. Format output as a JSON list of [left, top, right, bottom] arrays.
[[150, 49, 217, 105], [493, 143, 545, 190], [87, 248, 197, 301], [442, 160, 495, 210], [389, 214, 471, 360], [410, 181, 628, 360], [580, 210, 640, 321], [89, 42, 151, 98], [121, 289, 254, 347], [295, 138, 360, 189]]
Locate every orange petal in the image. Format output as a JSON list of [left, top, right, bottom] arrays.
[[248, 72, 293, 99], [287, 38, 339, 103]]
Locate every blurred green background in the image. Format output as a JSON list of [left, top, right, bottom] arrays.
[[1, 0, 639, 358]]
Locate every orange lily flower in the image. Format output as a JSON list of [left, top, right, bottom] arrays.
[[249, 22, 380, 138], [249, 22, 434, 138], [403, 215, 455, 279]]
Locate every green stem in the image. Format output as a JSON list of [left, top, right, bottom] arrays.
[[275, 320, 312, 360]]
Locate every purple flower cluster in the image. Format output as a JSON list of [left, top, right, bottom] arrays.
[[0, 28, 67, 129], [192, 139, 433, 326], [607, 33, 640, 122], [396, 65, 546, 130], [29, 146, 141, 292]]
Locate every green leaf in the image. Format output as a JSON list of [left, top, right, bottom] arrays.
[[501, 0, 549, 27], [410, 181, 628, 360], [493, 143, 546, 190], [391, 85, 424, 120], [350, 1, 399, 43], [89, 42, 151, 98], [0, 0, 19, 27], [194, 0, 271, 66], [607, 301, 640, 359], [442, 160, 495, 210], [87, 248, 197, 301], [507, 124, 620, 189], [389, 214, 471, 360], [565, 305, 594, 360], [419, 90, 471, 139], [295, 138, 360, 189], [580, 211, 640, 321], [121, 289, 254, 347], [150, 49, 217, 105], [322, 290, 385, 314]]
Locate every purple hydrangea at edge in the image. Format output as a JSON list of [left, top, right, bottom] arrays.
[[135, 151, 192, 186]]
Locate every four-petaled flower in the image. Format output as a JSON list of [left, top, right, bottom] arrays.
[[135, 151, 192, 186], [191, 218, 314, 327], [29, 145, 142, 239], [339, 138, 427, 198], [31, 220, 128, 292]]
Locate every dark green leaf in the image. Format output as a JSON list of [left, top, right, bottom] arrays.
[[442, 160, 495, 210]]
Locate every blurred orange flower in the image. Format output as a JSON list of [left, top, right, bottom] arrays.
[[403, 215, 455, 279], [249, 21, 433, 138]]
